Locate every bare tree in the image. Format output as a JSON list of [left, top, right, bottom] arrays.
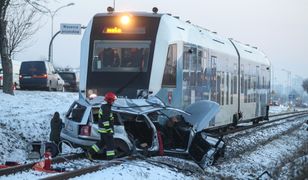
[[0, 0, 44, 95], [0, 0, 12, 94], [7, 5, 40, 56], [302, 79, 308, 94]]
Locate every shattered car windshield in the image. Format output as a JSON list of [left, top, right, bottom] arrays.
[[148, 109, 189, 127]]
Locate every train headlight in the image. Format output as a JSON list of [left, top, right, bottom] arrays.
[[120, 15, 130, 25]]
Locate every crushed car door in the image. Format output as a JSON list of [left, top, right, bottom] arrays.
[[182, 100, 220, 132]]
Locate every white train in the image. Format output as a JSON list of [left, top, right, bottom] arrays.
[[79, 9, 271, 128]]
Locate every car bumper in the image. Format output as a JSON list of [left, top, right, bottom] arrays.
[[63, 85, 78, 92], [20, 79, 48, 88]]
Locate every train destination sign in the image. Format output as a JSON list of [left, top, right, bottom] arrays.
[[60, 23, 81, 35]]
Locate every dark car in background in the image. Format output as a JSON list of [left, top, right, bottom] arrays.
[[19, 61, 64, 91], [58, 71, 79, 92]]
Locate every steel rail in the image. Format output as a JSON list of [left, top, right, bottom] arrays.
[[41, 156, 135, 180], [203, 110, 308, 136], [218, 112, 308, 136], [0, 153, 84, 177]]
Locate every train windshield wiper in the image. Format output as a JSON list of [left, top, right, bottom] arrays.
[[115, 67, 143, 95]]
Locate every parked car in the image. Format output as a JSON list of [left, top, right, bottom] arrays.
[[58, 71, 79, 92], [61, 96, 225, 167], [19, 61, 64, 91]]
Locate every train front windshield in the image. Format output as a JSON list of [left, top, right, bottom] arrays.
[[92, 40, 150, 72], [86, 14, 161, 98]]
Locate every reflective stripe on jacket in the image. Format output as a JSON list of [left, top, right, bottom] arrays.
[[98, 104, 114, 134]]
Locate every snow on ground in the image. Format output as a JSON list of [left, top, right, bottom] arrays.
[[0, 90, 78, 162], [269, 105, 289, 114], [206, 122, 308, 179], [0, 90, 308, 179], [73, 160, 191, 180]]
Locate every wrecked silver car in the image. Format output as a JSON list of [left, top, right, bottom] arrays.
[[60, 96, 225, 167]]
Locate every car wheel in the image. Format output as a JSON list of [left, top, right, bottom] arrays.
[[48, 82, 52, 91], [54, 82, 58, 91], [200, 149, 216, 168], [114, 139, 130, 158], [204, 155, 215, 166]]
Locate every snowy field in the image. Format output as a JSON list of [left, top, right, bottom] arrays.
[[0, 90, 308, 179]]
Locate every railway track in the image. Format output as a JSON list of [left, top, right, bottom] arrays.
[[0, 153, 84, 177], [0, 153, 138, 180], [41, 157, 132, 180], [205, 110, 308, 136], [41, 155, 204, 180]]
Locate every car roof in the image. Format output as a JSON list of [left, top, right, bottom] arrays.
[[79, 96, 169, 115], [75, 96, 219, 132]]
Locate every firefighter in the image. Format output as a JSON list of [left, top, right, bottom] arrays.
[[87, 92, 117, 160]]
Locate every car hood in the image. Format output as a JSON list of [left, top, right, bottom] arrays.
[[182, 100, 220, 132]]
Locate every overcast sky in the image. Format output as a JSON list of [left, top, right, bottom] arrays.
[[14, 0, 308, 84]]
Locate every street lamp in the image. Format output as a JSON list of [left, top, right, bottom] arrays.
[[42, 3, 75, 63], [49, 3, 75, 39]]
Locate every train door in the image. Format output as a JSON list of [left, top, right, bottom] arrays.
[[196, 47, 208, 102], [256, 65, 261, 116], [182, 44, 197, 107], [210, 56, 217, 102], [260, 65, 268, 116]]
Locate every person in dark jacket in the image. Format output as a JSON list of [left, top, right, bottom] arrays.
[[87, 92, 117, 160], [50, 111, 63, 153]]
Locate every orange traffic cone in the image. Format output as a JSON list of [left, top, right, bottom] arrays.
[[43, 152, 52, 170]]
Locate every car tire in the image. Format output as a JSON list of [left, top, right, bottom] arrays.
[[48, 82, 52, 91], [200, 149, 216, 168], [114, 139, 130, 158], [54, 82, 58, 91], [204, 155, 215, 166]]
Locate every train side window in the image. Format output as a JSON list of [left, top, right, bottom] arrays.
[[221, 72, 226, 105], [233, 63, 237, 94], [241, 64, 244, 93], [244, 75, 248, 103], [217, 72, 221, 105], [210, 56, 217, 102], [162, 44, 177, 88], [226, 73, 229, 105], [231, 74, 233, 104]]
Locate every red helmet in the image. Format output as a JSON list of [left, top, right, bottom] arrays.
[[104, 92, 117, 104]]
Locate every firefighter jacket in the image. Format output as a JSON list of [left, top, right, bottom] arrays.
[[98, 103, 114, 134]]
